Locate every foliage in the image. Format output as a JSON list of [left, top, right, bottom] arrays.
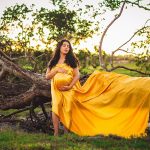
[[0, 2, 95, 54], [131, 26, 150, 72], [102, 0, 150, 11], [135, 53, 150, 72], [103, 0, 121, 10], [0, 2, 96, 73], [34, 5, 94, 42], [0, 4, 34, 53]]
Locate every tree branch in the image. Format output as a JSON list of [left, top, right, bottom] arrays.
[[108, 65, 150, 75], [110, 22, 149, 68], [2, 106, 31, 118], [0, 86, 36, 110], [116, 49, 137, 55], [126, 0, 150, 11], [112, 26, 147, 55], [0, 49, 13, 61], [0, 52, 49, 86], [99, 0, 127, 69], [0, 64, 7, 80]]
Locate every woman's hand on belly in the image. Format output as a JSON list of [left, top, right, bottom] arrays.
[[58, 85, 72, 91]]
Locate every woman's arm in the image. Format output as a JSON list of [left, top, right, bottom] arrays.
[[45, 67, 67, 80], [59, 67, 80, 91]]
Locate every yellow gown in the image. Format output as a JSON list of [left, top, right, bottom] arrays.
[[51, 63, 150, 138]]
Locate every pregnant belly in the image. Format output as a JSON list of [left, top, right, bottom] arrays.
[[54, 73, 73, 89]]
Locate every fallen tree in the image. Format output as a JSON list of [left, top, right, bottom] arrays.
[[0, 47, 52, 132], [0, 48, 89, 133]]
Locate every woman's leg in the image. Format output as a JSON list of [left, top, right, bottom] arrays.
[[52, 112, 59, 136]]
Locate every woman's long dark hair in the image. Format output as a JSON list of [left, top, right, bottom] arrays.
[[48, 39, 79, 69]]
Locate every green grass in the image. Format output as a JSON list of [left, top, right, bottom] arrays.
[[80, 62, 149, 77], [0, 127, 150, 150], [0, 127, 51, 150], [113, 68, 141, 77]]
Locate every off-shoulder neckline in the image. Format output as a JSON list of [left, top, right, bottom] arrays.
[[56, 63, 66, 65], [56, 63, 67, 66]]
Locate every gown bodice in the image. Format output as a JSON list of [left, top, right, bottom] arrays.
[[52, 63, 73, 89]]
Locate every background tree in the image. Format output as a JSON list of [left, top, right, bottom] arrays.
[[49, 0, 150, 75], [98, 0, 150, 75], [0, 2, 96, 73]]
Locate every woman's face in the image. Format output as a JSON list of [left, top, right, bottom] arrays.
[[60, 41, 70, 55]]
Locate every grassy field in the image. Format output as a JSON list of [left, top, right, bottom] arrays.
[[0, 126, 150, 150], [111, 62, 144, 77], [80, 62, 149, 77]]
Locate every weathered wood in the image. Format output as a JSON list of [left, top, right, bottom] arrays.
[[0, 49, 51, 110]]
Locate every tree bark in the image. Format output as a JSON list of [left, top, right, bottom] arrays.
[[0, 49, 51, 110]]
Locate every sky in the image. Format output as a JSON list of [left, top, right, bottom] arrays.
[[0, 0, 150, 54]]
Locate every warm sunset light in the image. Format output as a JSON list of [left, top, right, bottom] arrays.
[[0, 1, 150, 149]]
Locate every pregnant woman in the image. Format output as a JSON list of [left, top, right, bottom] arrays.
[[46, 39, 150, 138]]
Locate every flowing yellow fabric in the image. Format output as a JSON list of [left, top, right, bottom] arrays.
[[51, 63, 150, 138]]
